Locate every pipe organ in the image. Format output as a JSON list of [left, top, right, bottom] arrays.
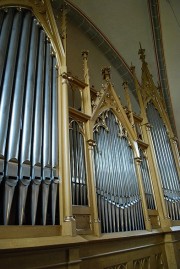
[[147, 102, 180, 220], [93, 110, 145, 233], [0, 2, 180, 268], [0, 7, 59, 225], [0, 1, 179, 247], [1, 2, 180, 268]]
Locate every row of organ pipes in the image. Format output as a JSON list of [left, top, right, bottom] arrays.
[[147, 103, 180, 220], [0, 5, 179, 235], [0, 8, 59, 225], [93, 110, 145, 232], [69, 119, 88, 206], [68, 60, 180, 233]]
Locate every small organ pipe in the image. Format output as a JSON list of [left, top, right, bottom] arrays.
[[70, 120, 88, 206], [140, 150, 155, 210]]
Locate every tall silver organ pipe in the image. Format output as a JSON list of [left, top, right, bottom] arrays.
[[52, 57, 59, 171], [0, 8, 59, 225], [0, 9, 14, 91], [32, 30, 45, 168], [43, 41, 52, 170], [69, 120, 88, 206], [7, 12, 31, 162], [93, 110, 145, 233], [0, 10, 22, 157], [0, 10, 5, 33], [139, 149, 156, 210], [147, 102, 180, 220], [21, 18, 39, 165]]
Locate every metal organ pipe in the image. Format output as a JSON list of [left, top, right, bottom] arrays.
[[0, 10, 23, 224], [32, 30, 45, 168], [0, 10, 22, 157], [0, 9, 14, 93], [31, 29, 45, 225], [51, 57, 59, 225], [43, 41, 52, 170], [52, 57, 58, 171], [18, 18, 40, 225], [0, 8, 59, 225], [69, 120, 88, 206], [21, 18, 39, 166], [7, 12, 32, 162]]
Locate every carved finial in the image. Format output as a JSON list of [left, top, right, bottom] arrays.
[[130, 62, 135, 74], [157, 81, 162, 90], [134, 157, 142, 165], [123, 81, 135, 128], [34, 0, 46, 12], [82, 50, 89, 60], [157, 82, 161, 93], [102, 67, 111, 81], [122, 81, 128, 88], [138, 42, 146, 62]]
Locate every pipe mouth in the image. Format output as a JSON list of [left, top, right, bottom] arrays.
[[20, 176, 31, 186], [5, 176, 18, 186]]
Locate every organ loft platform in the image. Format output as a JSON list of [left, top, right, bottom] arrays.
[[0, 1, 180, 269]]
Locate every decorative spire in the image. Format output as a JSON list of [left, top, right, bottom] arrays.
[[123, 81, 135, 128], [130, 62, 136, 75], [81, 50, 91, 115], [157, 82, 166, 110], [130, 62, 140, 87], [81, 50, 89, 60], [81, 50, 90, 84], [138, 42, 146, 62], [102, 67, 111, 81]]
